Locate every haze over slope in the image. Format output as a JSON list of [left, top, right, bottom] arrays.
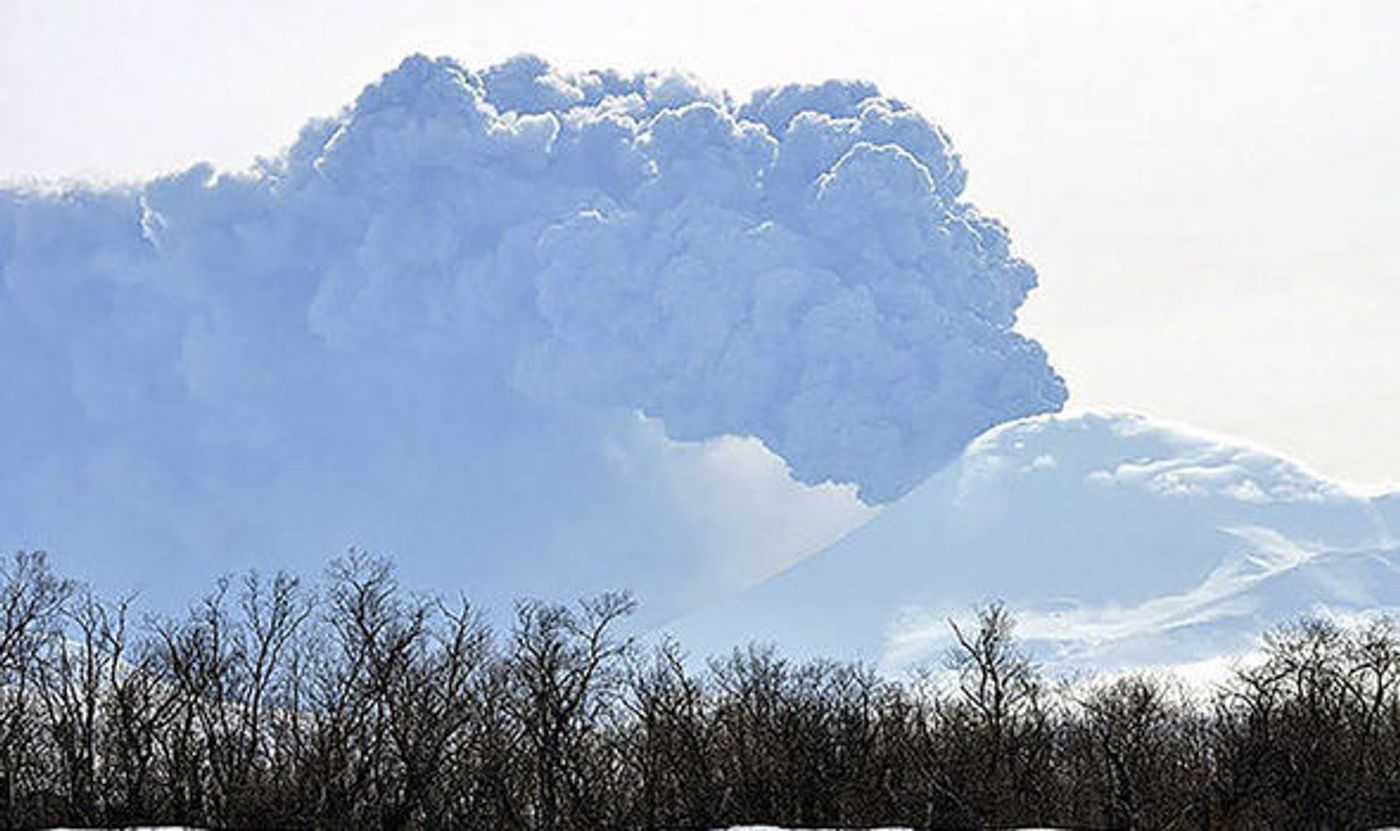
[[671, 411, 1400, 671], [0, 55, 1064, 616]]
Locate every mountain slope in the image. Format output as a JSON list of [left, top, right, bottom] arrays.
[[1377, 491, 1400, 541], [668, 411, 1399, 671]]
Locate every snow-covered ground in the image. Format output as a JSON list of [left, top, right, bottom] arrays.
[[722, 827, 914, 830], [671, 410, 1399, 674]]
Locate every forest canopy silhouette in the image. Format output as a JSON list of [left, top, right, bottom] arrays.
[[0, 549, 1395, 830]]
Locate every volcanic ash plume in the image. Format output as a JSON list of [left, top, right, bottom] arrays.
[[0, 54, 1065, 607]]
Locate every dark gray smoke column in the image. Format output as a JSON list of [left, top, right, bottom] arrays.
[[0, 54, 1065, 605]]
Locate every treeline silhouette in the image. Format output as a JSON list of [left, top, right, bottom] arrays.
[[0, 550, 1396, 830]]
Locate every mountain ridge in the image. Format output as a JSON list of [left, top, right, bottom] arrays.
[[667, 410, 1399, 672]]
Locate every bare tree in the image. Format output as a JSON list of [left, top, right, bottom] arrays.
[[0, 551, 72, 825], [506, 591, 635, 830]]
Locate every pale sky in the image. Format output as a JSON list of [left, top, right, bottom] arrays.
[[3, 0, 1397, 490]]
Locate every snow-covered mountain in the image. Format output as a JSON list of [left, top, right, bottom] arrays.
[[668, 411, 1400, 672], [1378, 492, 1400, 543]]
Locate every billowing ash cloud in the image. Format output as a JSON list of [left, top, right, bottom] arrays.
[[0, 55, 1063, 609]]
